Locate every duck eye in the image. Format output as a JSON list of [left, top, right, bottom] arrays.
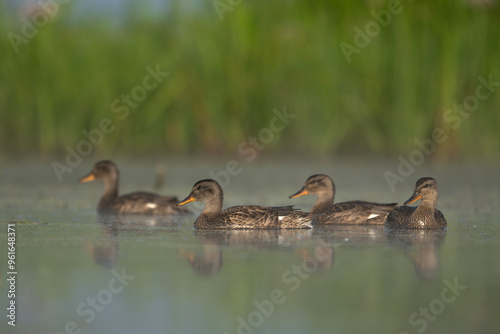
[[197, 185, 204, 190]]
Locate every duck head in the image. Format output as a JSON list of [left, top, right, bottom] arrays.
[[79, 160, 119, 184], [289, 174, 335, 202], [404, 177, 439, 206], [178, 179, 223, 212]]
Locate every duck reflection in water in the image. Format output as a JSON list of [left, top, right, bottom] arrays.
[[178, 232, 223, 277], [89, 214, 186, 269], [88, 216, 120, 270], [295, 238, 335, 271], [178, 229, 313, 277], [296, 226, 387, 272], [304, 226, 444, 280], [386, 229, 446, 280]]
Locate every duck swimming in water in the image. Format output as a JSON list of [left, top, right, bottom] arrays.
[[177, 179, 314, 229], [79, 160, 190, 215], [385, 177, 447, 229], [289, 174, 397, 225]]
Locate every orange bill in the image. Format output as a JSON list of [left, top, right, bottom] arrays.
[[404, 192, 422, 205], [178, 249, 195, 263], [289, 188, 309, 199], [79, 173, 96, 183], [177, 195, 196, 206], [294, 248, 308, 259]]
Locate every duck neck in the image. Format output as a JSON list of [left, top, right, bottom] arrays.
[[418, 197, 437, 210], [311, 191, 334, 214], [101, 176, 119, 202], [202, 196, 223, 215]]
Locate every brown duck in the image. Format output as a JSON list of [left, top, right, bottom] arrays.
[[79, 160, 190, 215], [177, 179, 313, 229], [289, 174, 397, 225], [385, 177, 447, 229]]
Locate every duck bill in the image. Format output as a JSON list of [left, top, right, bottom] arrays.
[[178, 249, 195, 263], [177, 195, 196, 206], [404, 192, 422, 205], [79, 173, 96, 183], [289, 187, 309, 199]]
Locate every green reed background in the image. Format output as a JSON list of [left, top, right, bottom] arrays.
[[1, 0, 499, 159]]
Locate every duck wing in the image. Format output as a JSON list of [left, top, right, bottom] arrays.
[[385, 206, 447, 229], [385, 206, 416, 228], [123, 191, 177, 202], [112, 191, 188, 215], [278, 210, 315, 229], [434, 209, 447, 228], [205, 205, 311, 229], [319, 201, 397, 225], [221, 205, 281, 229]]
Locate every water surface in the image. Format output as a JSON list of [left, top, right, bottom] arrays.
[[0, 158, 499, 334]]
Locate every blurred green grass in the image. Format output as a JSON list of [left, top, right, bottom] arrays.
[[0, 0, 499, 159]]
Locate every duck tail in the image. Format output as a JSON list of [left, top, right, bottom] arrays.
[[369, 202, 398, 217]]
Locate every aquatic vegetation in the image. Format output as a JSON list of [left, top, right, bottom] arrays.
[[0, 1, 499, 158]]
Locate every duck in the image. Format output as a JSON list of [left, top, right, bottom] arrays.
[[385, 177, 447, 229], [79, 160, 190, 215], [177, 179, 313, 229], [289, 174, 397, 225]]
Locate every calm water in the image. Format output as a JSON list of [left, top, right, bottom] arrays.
[[0, 158, 499, 334]]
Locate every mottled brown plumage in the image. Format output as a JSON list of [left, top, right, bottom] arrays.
[[79, 160, 190, 215], [177, 179, 313, 229], [289, 174, 397, 225], [385, 177, 447, 229]]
